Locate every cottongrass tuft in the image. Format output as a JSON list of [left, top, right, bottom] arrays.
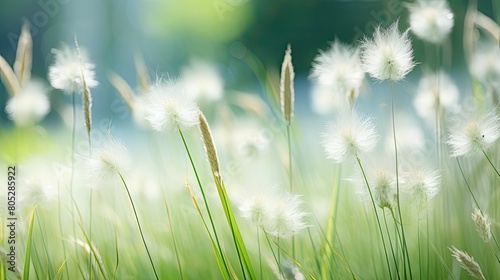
[[48, 44, 98, 94], [322, 109, 378, 162], [145, 78, 200, 132], [5, 80, 49, 126], [471, 207, 492, 242], [239, 189, 307, 239], [449, 246, 485, 279], [447, 108, 500, 157], [239, 193, 270, 227], [83, 136, 132, 189], [404, 168, 440, 211], [407, 0, 454, 44], [310, 41, 364, 105], [360, 21, 415, 81], [263, 192, 308, 239]]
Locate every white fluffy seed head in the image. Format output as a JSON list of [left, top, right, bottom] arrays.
[[447, 108, 500, 157], [413, 70, 459, 121], [263, 192, 308, 239], [145, 78, 200, 132], [449, 246, 485, 280], [48, 44, 98, 94], [239, 189, 307, 239], [239, 193, 270, 226], [404, 168, 440, 210], [322, 110, 378, 162], [84, 136, 132, 189], [310, 41, 364, 103], [5, 80, 50, 126], [360, 21, 416, 81], [407, 0, 454, 44], [471, 207, 492, 243]]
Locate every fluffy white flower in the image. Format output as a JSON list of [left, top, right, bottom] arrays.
[[310, 41, 364, 103], [145, 79, 200, 132], [403, 168, 440, 210], [239, 189, 307, 238], [239, 193, 271, 226], [407, 0, 454, 44], [322, 110, 378, 162], [263, 192, 308, 239], [413, 70, 459, 121], [5, 80, 50, 126], [470, 43, 500, 91], [181, 60, 224, 101], [447, 108, 500, 157], [83, 136, 132, 189], [360, 21, 415, 81], [48, 44, 98, 93]]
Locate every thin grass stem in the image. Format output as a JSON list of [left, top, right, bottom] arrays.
[[390, 86, 412, 279], [70, 91, 77, 240], [177, 128, 230, 276], [482, 150, 500, 178], [117, 172, 159, 280], [383, 209, 401, 280], [356, 156, 393, 280], [257, 226, 262, 279], [287, 124, 295, 260], [162, 193, 184, 280]]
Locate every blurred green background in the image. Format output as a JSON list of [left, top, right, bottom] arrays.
[[0, 0, 496, 123]]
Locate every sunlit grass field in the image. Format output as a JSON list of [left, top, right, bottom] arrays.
[[1, 1, 500, 279]]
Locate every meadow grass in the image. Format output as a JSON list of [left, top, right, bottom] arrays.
[[1, 3, 500, 279]]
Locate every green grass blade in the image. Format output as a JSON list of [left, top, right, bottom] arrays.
[[22, 207, 36, 280], [185, 181, 232, 280], [216, 178, 255, 280], [53, 258, 68, 280]]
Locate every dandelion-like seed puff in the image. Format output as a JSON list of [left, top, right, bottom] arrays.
[[404, 168, 441, 210], [145, 78, 200, 132], [239, 190, 307, 239], [5, 80, 50, 126], [322, 109, 378, 162], [447, 108, 500, 157], [83, 136, 132, 189], [360, 21, 415, 81], [407, 0, 454, 44], [311, 41, 364, 105], [48, 44, 98, 94]]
